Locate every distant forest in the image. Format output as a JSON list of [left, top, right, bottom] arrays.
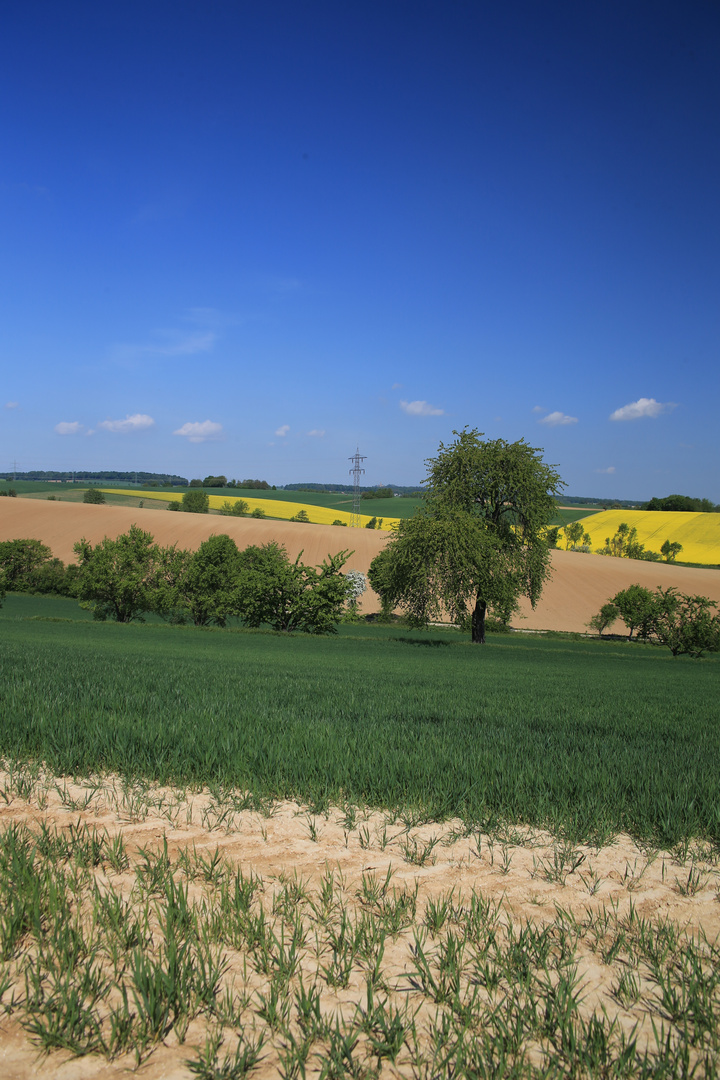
[[0, 471, 188, 484]]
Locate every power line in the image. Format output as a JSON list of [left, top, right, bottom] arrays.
[[348, 448, 366, 528]]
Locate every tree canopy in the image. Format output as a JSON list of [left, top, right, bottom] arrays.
[[369, 429, 563, 642], [73, 525, 166, 622], [232, 543, 352, 634], [181, 489, 210, 514]]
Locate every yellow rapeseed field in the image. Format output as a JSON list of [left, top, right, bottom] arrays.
[[558, 509, 720, 565], [101, 490, 400, 530]]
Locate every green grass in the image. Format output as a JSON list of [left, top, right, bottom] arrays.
[[1, 595, 718, 844], [550, 506, 602, 526]]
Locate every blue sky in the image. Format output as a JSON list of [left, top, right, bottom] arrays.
[[1, 1, 718, 498]]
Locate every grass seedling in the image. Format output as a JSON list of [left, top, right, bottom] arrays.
[[187, 1027, 266, 1079], [400, 834, 440, 867]]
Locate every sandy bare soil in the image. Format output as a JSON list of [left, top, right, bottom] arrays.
[[2, 497, 719, 632], [0, 770, 718, 1078]]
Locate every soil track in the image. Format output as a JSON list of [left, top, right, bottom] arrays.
[[1, 498, 719, 632]]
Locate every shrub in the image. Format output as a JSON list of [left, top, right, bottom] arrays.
[[83, 488, 106, 504], [600, 583, 720, 658], [290, 510, 310, 523], [219, 499, 249, 516], [181, 489, 209, 514], [250, 507, 266, 519], [233, 543, 352, 633]]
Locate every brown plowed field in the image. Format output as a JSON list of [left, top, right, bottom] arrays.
[[2, 497, 719, 632]]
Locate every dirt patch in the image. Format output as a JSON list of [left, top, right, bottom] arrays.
[[1, 768, 718, 1077]]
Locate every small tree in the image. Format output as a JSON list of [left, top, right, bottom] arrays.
[[0, 539, 54, 590], [219, 498, 249, 516], [564, 521, 585, 550], [290, 509, 311, 523], [587, 602, 619, 636], [651, 588, 720, 658], [611, 584, 658, 641], [181, 489, 210, 514], [83, 487, 106, 504], [250, 507, 266, 519], [661, 539, 683, 563], [73, 525, 164, 622], [344, 570, 367, 618]]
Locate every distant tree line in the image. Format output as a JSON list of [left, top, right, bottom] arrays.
[[185, 477, 274, 490], [0, 471, 188, 484], [0, 531, 358, 634], [643, 494, 719, 513]]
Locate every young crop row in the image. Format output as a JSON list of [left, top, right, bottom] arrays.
[[558, 510, 720, 565], [102, 489, 402, 529], [1, 780, 719, 1077]]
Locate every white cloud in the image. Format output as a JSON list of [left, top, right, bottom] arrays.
[[54, 421, 83, 435], [307, 429, 325, 437], [609, 397, 675, 421], [400, 400, 445, 417], [98, 413, 155, 434], [531, 405, 545, 414], [173, 420, 223, 443], [275, 424, 290, 437], [5, 401, 18, 409], [538, 411, 578, 426], [391, 382, 402, 390], [595, 466, 616, 474]]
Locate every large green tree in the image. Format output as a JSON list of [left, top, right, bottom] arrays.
[[73, 525, 166, 622], [163, 534, 242, 626], [369, 429, 563, 643], [0, 539, 54, 590]]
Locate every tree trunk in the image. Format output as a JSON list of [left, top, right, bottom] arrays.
[[471, 597, 487, 644]]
